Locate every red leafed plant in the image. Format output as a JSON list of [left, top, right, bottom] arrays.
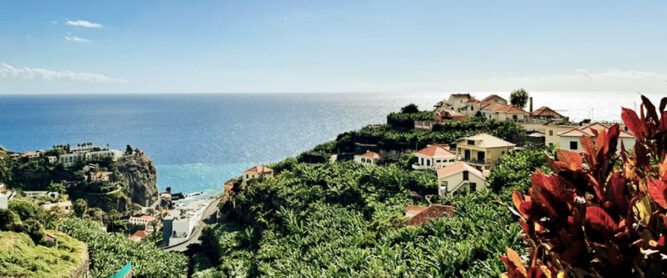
[[501, 96, 667, 278]]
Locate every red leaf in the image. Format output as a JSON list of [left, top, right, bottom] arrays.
[[621, 107, 645, 141], [647, 178, 667, 209], [585, 206, 618, 232], [580, 135, 596, 162], [556, 149, 583, 171], [607, 172, 627, 211], [642, 95, 659, 124]]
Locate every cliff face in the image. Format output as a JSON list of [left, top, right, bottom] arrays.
[[114, 155, 159, 207]]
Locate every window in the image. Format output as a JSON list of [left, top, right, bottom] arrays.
[[463, 171, 469, 181], [570, 141, 578, 150], [549, 130, 553, 136], [513, 115, 518, 120], [549, 143, 554, 146], [470, 183, 477, 192], [426, 159, 431, 166], [436, 160, 441, 163], [467, 140, 475, 145]]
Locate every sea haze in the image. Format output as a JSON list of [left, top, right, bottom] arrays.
[[0, 92, 660, 194]]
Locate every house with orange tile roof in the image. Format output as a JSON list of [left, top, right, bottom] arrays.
[[531, 106, 563, 120], [436, 162, 487, 195], [412, 144, 457, 170], [405, 204, 455, 226], [433, 108, 468, 122], [353, 150, 382, 166], [243, 165, 274, 182], [479, 102, 529, 122], [558, 123, 635, 153]]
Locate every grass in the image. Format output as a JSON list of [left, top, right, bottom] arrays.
[[0, 230, 87, 278]]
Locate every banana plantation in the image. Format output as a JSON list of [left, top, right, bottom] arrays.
[[193, 147, 548, 277]]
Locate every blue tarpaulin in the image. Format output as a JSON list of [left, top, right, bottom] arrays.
[[108, 261, 131, 278]]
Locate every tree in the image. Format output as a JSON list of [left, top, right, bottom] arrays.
[[73, 198, 87, 217], [47, 181, 66, 195], [509, 88, 528, 108], [0, 208, 21, 231], [23, 219, 45, 243], [400, 103, 419, 114], [8, 199, 38, 221]]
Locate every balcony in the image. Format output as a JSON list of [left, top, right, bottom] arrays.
[[412, 163, 431, 170], [460, 158, 489, 166]]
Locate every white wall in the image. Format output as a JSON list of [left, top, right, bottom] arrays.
[[354, 156, 378, 166], [414, 154, 456, 170], [559, 136, 636, 153], [0, 194, 8, 209], [438, 172, 486, 196]]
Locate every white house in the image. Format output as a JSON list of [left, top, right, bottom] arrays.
[[129, 215, 158, 232], [558, 123, 635, 153], [436, 162, 487, 196], [448, 93, 475, 110], [0, 192, 8, 209], [354, 151, 381, 166], [412, 144, 457, 170], [242, 165, 274, 183]]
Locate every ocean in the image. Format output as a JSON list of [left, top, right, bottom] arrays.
[[0, 92, 661, 195]]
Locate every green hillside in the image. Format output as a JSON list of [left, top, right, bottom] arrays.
[[0, 230, 87, 278]]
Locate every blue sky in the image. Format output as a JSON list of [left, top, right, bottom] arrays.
[[1, 0, 666, 94]]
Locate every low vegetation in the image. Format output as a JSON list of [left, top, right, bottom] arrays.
[[194, 143, 548, 277], [58, 217, 188, 278], [0, 230, 87, 278]]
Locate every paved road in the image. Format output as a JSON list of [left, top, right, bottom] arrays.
[[162, 197, 221, 252]]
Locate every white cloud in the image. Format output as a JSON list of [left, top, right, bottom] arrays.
[[51, 21, 57, 25], [65, 20, 103, 28], [0, 63, 125, 83], [65, 36, 91, 43]]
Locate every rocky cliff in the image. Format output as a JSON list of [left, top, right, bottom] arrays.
[[114, 154, 159, 207]]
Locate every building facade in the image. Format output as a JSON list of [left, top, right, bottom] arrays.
[[353, 151, 381, 166], [454, 133, 516, 170], [412, 144, 457, 170], [436, 162, 487, 196]]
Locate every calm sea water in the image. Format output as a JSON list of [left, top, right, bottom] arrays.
[[0, 92, 661, 194]]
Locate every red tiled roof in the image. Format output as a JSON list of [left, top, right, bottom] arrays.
[[481, 94, 506, 102], [414, 144, 455, 158], [129, 230, 151, 241], [481, 102, 527, 114], [406, 204, 455, 226], [405, 205, 428, 218], [244, 165, 273, 174], [436, 162, 485, 179], [531, 106, 563, 118], [358, 151, 381, 159], [558, 123, 634, 138]]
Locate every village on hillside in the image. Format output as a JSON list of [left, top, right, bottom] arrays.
[[230, 92, 636, 226]]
